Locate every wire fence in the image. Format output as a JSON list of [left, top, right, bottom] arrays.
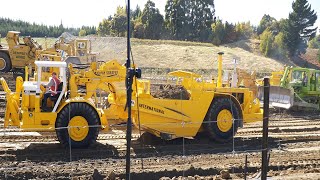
[[0, 105, 318, 179], [0, 76, 320, 179]]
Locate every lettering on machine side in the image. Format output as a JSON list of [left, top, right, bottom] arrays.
[[94, 70, 118, 77], [139, 104, 165, 114]]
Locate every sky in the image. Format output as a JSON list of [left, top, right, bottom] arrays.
[[0, 0, 319, 30]]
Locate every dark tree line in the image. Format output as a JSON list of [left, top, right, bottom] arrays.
[[0, 18, 96, 38], [97, 0, 256, 44], [97, 0, 318, 60]]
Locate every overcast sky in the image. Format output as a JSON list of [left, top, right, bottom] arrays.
[[0, 0, 319, 29]]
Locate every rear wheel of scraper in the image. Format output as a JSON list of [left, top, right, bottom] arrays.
[[56, 103, 100, 148], [0, 52, 12, 72], [204, 97, 240, 143]]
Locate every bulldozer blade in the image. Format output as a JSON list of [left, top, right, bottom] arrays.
[[258, 86, 294, 109], [292, 102, 319, 110]]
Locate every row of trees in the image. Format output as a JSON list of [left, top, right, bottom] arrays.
[[0, 18, 96, 37], [258, 0, 318, 58], [97, 0, 253, 43], [98, 0, 318, 59], [211, 21, 254, 45]]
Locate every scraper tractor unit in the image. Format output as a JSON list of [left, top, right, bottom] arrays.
[[0, 53, 263, 148]]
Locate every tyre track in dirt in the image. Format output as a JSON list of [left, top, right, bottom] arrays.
[[1, 120, 319, 162], [0, 72, 320, 178], [0, 122, 319, 179], [1, 145, 320, 179], [1, 112, 320, 159]]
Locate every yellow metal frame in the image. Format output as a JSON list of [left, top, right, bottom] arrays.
[[0, 52, 263, 141]]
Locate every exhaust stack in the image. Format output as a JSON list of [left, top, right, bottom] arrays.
[[217, 52, 224, 88]]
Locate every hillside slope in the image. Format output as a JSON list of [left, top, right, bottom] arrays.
[[3, 36, 316, 73], [88, 37, 293, 73]]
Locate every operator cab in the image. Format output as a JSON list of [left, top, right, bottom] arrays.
[[23, 61, 67, 112]]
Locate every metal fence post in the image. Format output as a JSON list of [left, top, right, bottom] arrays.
[[262, 78, 270, 180]]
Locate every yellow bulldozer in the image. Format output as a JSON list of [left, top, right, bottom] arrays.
[[0, 52, 263, 148]]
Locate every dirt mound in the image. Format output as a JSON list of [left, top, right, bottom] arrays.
[[150, 84, 190, 100]]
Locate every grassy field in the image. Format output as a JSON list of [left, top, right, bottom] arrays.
[[2, 35, 294, 76], [90, 37, 293, 74], [1, 37, 56, 48]]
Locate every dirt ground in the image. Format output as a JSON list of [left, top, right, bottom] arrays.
[[1, 73, 320, 180]]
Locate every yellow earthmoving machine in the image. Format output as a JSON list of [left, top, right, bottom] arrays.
[[222, 63, 259, 97], [0, 31, 96, 75], [45, 37, 97, 65], [0, 52, 263, 148], [0, 31, 43, 72]]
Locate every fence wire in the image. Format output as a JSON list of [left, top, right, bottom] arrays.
[[0, 110, 318, 179], [0, 76, 319, 179]]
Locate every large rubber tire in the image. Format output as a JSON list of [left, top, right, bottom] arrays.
[[56, 103, 100, 148], [0, 52, 12, 72], [204, 97, 241, 143]]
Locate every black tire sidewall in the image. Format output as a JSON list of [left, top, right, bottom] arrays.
[[205, 97, 240, 142], [0, 52, 12, 72], [56, 103, 100, 148]]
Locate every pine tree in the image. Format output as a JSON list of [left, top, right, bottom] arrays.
[[141, 0, 164, 39], [132, 5, 142, 20], [283, 0, 317, 57], [165, 0, 215, 41]]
